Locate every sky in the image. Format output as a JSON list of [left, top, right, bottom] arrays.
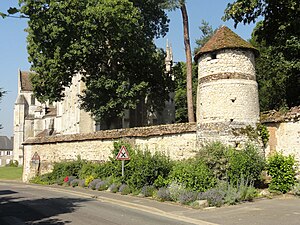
[[0, 0, 258, 138]]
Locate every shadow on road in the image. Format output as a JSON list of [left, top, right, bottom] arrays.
[[0, 191, 90, 225]]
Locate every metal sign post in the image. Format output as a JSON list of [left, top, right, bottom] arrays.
[[116, 146, 130, 177]]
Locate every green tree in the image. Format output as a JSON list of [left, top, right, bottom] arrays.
[[0, 88, 5, 129], [8, 0, 172, 124], [224, 0, 300, 110], [165, 0, 195, 122], [194, 20, 215, 55]]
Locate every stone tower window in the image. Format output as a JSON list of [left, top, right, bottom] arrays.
[[211, 53, 217, 59]]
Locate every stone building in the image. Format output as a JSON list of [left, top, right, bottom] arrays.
[[13, 45, 175, 165], [194, 26, 260, 146], [0, 136, 13, 166]]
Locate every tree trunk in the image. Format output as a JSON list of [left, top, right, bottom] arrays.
[[180, 3, 195, 122]]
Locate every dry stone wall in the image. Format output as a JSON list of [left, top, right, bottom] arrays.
[[22, 123, 197, 182]]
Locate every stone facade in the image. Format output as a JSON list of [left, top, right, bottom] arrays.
[[262, 106, 300, 165], [22, 123, 196, 182], [195, 26, 260, 146]]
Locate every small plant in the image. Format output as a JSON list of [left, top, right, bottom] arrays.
[[178, 190, 198, 205], [109, 183, 120, 193], [156, 187, 171, 202], [88, 179, 101, 190], [291, 181, 300, 196], [85, 175, 95, 187], [267, 152, 296, 193], [201, 188, 226, 207], [119, 184, 131, 195], [141, 185, 156, 197], [70, 179, 80, 187], [167, 181, 186, 202], [96, 180, 109, 191], [78, 179, 86, 188]]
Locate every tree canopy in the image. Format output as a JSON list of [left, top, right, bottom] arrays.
[[15, 0, 172, 123], [224, 0, 300, 110]]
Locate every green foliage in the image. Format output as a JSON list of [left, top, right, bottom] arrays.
[[197, 142, 231, 181], [173, 62, 198, 123], [125, 149, 173, 189], [227, 144, 266, 185], [194, 20, 216, 55], [257, 124, 270, 147], [225, 1, 300, 110], [141, 185, 156, 197], [167, 181, 186, 202], [267, 152, 296, 193], [17, 0, 171, 124], [5, 160, 19, 168], [168, 158, 216, 192], [84, 175, 95, 187], [119, 184, 131, 195], [291, 181, 300, 196]]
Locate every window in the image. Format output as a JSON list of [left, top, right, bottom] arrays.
[[211, 53, 217, 59], [6, 151, 11, 156], [31, 95, 35, 105]]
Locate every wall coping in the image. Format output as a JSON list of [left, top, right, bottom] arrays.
[[261, 106, 300, 123], [23, 123, 196, 145]]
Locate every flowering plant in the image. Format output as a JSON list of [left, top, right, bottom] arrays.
[[64, 176, 69, 183]]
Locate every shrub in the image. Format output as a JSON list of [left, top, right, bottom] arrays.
[[109, 183, 120, 193], [267, 152, 296, 193], [197, 142, 231, 180], [6, 160, 19, 167], [125, 149, 173, 189], [70, 179, 80, 187], [141, 185, 156, 197], [291, 181, 300, 196], [96, 180, 109, 191], [227, 144, 266, 185], [178, 190, 198, 205], [78, 179, 86, 188], [201, 188, 225, 207], [168, 181, 186, 202], [157, 187, 171, 201], [85, 175, 95, 187], [88, 179, 101, 190], [168, 159, 216, 192], [119, 184, 131, 195]]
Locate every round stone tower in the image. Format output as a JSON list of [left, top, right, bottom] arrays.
[[194, 26, 260, 146]]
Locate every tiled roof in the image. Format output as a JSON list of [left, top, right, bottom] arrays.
[[194, 26, 259, 61], [20, 71, 33, 91], [0, 136, 13, 150]]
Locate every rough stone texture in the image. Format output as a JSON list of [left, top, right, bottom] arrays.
[[22, 123, 197, 182], [263, 107, 300, 169]]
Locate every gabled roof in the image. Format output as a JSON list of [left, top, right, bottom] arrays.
[[0, 136, 13, 150], [194, 26, 259, 61], [20, 71, 33, 91]]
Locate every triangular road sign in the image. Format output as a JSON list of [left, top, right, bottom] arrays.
[[116, 145, 130, 160]]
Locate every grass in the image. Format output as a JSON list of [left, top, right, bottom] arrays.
[[0, 167, 23, 180]]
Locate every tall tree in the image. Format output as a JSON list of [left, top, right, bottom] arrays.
[[224, 0, 300, 110], [194, 20, 215, 55], [165, 0, 195, 122], [10, 0, 172, 124]]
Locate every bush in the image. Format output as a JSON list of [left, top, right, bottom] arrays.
[[85, 175, 95, 187], [267, 153, 296, 193], [178, 190, 198, 205], [227, 144, 266, 185], [78, 179, 86, 188], [157, 187, 171, 201], [141, 185, 156, 197], [200, 188, 225, 207], [167, 181, 186, 202], [292, 181, 300, 196], [70, 179, 80, 187], [168, 159, 216, 192], [96, 180, 109, 191], [125, 149, 173, 189], [109, 183, 120, 193], [119, 184, 131, 195], [88, 179, 102, 190], [6, 160, 19, 167]]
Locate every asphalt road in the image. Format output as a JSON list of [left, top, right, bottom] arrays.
[[0, 181, 211, 225], [1, 181, 300, 225]]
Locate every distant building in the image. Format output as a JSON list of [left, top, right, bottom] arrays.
[[13, 44, 175, 165], [0, 136, 13, 166]]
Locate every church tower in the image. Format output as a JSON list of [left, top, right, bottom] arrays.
[[194, 26, 260, 146]]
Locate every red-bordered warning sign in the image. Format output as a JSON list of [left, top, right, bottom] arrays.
[[116, 145, 130, 160]]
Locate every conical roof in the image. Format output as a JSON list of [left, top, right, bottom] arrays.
[[194, 26, 259, 61]]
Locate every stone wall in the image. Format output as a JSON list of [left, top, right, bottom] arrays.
[[22, 123, 197, 182], [262, 106, 300, 165]]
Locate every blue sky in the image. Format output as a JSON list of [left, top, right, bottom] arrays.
[[0, 0, 257, 137]]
